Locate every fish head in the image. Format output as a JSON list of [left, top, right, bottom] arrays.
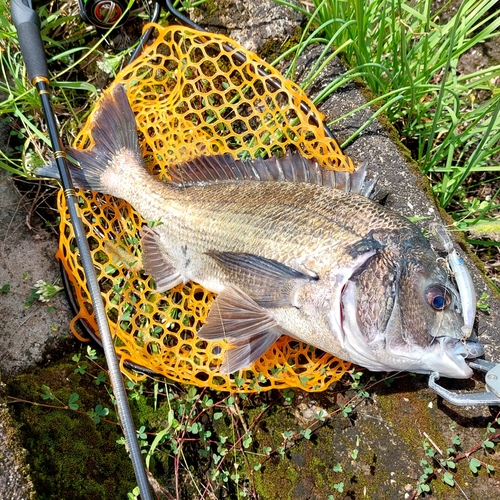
[[342, 242, 483, 379]]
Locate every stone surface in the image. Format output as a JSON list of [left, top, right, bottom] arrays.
[[191, 0, 303, 52], [0, 171, 74, 376], [0, 399, 34, 500], [0, 169, 74, 499]]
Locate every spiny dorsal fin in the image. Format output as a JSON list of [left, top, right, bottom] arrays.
[[169, 152, 377, 197]]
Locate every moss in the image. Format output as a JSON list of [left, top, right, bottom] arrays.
[[252, 416, 376, 500], [192, 0, 219, 21], [257, 26, 305, 64], [0, 388, 35, 499], [242, 382, 445, 499], [246, 391, 348, 499], [377, 382, 447, 455], [6, 355, 136, 499], [253, 455, 300, 500]]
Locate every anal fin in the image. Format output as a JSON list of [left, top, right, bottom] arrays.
[[197, 285, 290, 373], [140, 227, 183, 292]]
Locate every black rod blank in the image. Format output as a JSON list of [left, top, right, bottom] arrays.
[[10, 1, 152, 498]]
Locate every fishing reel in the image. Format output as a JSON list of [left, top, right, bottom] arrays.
[[77, 0, 161, 51], [78, 0, 130, 29]]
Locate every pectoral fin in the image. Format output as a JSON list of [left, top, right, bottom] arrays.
[[197, 285, 290, 373], [207, 250, 317, 308], [140, 227, 183, 292]]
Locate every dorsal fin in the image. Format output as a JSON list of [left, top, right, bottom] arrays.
[[168, 152, 377, 198]]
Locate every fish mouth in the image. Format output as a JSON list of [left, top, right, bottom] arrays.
[[423, 337, 485, 379], [450, 337, 484, 359], [340, 281, 485, 378]]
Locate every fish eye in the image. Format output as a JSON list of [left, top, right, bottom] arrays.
[[425, 285, 451, 311]]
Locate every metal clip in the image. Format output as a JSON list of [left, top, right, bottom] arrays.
[[429, 359, 500, 406]]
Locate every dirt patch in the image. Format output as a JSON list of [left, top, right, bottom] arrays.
[[0, 170, 76, 376]]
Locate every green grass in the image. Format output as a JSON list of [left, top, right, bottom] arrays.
[[3, 0, 500, 248], [0, 1, 105, 177], [2, 2, 500, 497], [278, 0, 500, 246], [0, 0, 207, 179]]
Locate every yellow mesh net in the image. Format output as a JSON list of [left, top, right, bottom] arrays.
[[57, 23, 353, 392]]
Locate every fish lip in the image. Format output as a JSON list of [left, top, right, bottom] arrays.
[[422, 337, 485, 379], [341, 281, 484, 379], [386, 337, 484, 379]]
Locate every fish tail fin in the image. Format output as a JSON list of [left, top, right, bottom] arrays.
[[36, 84, 143, 192], [36, 157, 94, 191]]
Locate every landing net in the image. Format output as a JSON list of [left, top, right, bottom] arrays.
[[57, 24, 353, 392]]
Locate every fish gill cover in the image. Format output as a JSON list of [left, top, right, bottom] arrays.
[[57, 23, 353, 392]]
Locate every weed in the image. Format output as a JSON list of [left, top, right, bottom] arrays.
[[6, 348, 383, 497], [0, 3, 93, 177], [477, 291, 491, 312], [4, 0, 500, 497], [8, 350, 500, 498], [412, 411, 500, 498], [33, 279, 64, 302]]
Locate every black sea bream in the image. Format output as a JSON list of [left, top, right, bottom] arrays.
[[39, 85, 483, 378]]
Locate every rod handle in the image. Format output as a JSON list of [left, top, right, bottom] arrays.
[[11, 0, 49, 82]]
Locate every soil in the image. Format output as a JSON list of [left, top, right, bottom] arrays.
[[0, 170, 76, 376]]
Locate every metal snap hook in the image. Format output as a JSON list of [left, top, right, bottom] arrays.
[[429, 359, 500, 406]]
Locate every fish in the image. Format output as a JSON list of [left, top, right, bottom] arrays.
[[38, 84, 484, 379]]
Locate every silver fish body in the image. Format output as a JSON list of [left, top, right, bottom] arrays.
[[38, 85, 483, 378]]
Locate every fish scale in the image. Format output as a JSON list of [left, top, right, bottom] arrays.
[[149, 182, 363, 261]]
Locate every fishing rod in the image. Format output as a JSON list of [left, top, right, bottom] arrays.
[[10, 1, 153, 498], [76, 0, 161, 61]]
